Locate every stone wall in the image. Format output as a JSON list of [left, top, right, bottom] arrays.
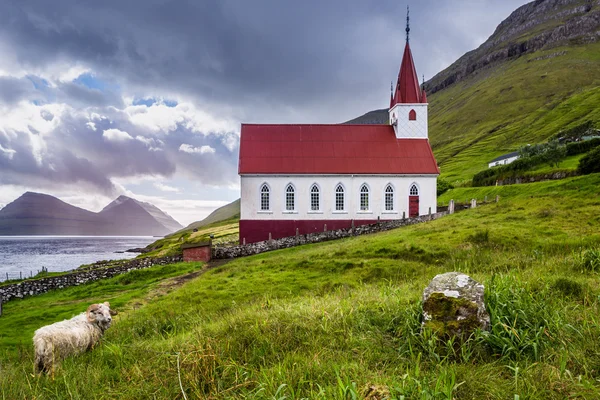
[[214, 212, 449, 259], [0, 255, 182, 304]]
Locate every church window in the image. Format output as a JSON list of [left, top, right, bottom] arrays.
[[285, 184, 295, 211], [335, 184, 345, 211], [310, 184, 320, 211], [360, 184, 370, 211], [385, 185, 394, 211], [260, 184, 270, 211], [409, 109, 417, 121], [410, 184, 419, 196]]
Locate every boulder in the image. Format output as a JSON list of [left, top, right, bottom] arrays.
[[422, 272, 490, 338]]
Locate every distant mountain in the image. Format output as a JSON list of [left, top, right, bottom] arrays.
[[344, 109, 387, 125], [172, 199, 240, 236], [0, 192, 182, 236], [347, 0, 600, 182]]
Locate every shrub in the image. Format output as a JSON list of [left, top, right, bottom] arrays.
[[566, 138, 600, 156], [437, 178, 454, 196], [555, 120, 595, 141], [577, 147, 600, 175]]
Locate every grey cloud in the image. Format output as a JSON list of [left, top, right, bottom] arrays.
[[0, 1, 529, 123], [57, 82, 125, 109], [40, 110, 54, 121], [0, 132, 117, 194], [0, 76, 36, 104]]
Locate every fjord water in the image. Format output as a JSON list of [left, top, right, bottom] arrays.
[[0, 236, 156, 281]]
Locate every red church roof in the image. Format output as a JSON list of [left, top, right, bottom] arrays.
[[391, 42, 427, 105], [238, 124, 440, 175]]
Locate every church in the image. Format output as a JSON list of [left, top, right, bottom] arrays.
[[238, 16, 439, 244]]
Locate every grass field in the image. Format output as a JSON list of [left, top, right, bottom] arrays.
[[1, 174, 600, 399]]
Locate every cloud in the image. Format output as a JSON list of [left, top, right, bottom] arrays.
[[103, 128, 133, 142], [179, 144, 216, 155], [153, 182, 180, 193], [0, 144, 16, 159], [0, 0, 530, 219]]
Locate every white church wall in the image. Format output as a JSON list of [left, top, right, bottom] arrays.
[[389, 103, 428, 139], [241, 175, 438, 220]]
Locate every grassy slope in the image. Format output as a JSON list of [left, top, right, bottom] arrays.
[[429, 42, 600, 184], [2, 174, 600, 398], [173, 199, 240, 235], [0, 262, 204, 348], [140, 217, 240, 258]]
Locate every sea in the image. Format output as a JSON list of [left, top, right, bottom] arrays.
[[0, 236, 157, 282]]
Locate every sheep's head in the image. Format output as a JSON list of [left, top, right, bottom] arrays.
[[86, 302, 118, 331]]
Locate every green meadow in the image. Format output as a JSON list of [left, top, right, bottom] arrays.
[[1, 174, 600, 399]]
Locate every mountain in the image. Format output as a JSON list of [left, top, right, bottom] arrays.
[[348, 0, 600, 182], [172, 198, 240, 235], [0, 192, 182, 236]]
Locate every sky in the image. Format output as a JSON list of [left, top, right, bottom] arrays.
[[0, 0, 530, 226]]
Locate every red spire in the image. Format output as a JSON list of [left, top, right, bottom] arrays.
[[391, 42, 424, 106]]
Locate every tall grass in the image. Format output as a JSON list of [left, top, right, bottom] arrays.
[[1, 176, 600, 398]]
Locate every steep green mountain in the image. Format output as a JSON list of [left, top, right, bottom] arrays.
[[348, 0, 600, 183]]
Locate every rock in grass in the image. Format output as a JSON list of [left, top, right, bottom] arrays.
[[422, 272, 490, 338]]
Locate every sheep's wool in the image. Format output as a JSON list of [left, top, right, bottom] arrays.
[[33, 302, 114, 373]]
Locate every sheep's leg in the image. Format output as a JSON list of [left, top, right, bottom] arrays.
[[34, 353, 46, 374]]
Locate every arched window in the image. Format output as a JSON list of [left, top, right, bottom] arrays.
[[360, 184, 370, 211], [335, 184, 345, 211], [310, 184, 320, 211], [410, 184, 419, 196], [260, 184, 270, 211], [409, 109, 417, 121], [285, 184, 295, 211], [385, 185, 394, 211]]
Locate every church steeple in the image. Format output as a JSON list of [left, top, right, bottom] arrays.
[[390, 7, 426, 107], [406, 5, 410, 43], [389, 7, 429, 140]]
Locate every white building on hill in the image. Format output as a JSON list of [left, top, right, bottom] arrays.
[[237, 12, 440, 244]]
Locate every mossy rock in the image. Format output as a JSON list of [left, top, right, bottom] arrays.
[[422, 272, 490, 338], [423, 292, 481, 337]]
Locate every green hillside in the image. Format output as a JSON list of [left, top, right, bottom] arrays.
[[172, 199, 240, 236], [139, 199, 241, 257], [2, 174, 600, 398], [430, 42, 600, 183]]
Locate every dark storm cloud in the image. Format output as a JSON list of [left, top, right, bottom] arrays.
[[0, 76, 36, 104], [0, 0, 530, 122], [0, 131, 117, 194]]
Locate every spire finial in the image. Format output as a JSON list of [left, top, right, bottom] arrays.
[[406, 5, 410, 43], [422, 74, 425, 90]]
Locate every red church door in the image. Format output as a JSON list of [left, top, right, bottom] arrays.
[[409, 184, 419, 217], [409, 196, 419, 217]]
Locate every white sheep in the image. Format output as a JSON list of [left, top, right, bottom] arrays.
[[33, 302, 117, 374]]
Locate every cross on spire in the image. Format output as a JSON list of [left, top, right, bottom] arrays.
[[406, 5, 410, 43]]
